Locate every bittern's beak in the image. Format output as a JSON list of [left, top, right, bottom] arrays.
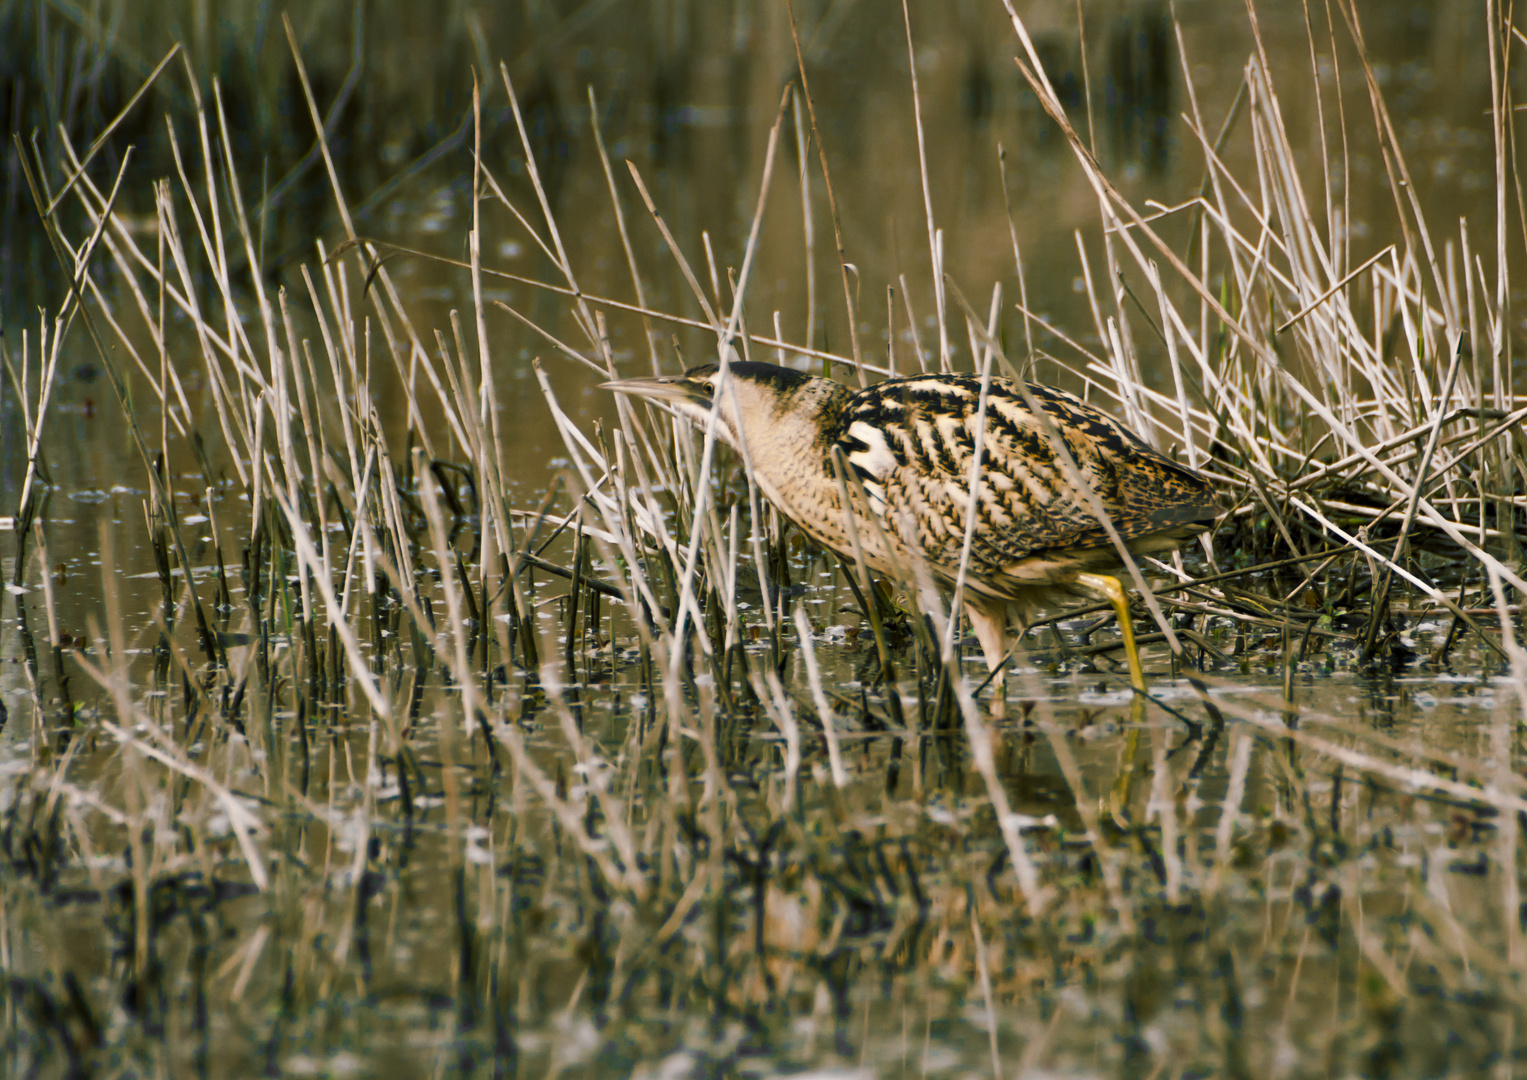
[[601, 374, 713, 409]]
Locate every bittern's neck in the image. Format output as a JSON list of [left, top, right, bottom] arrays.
[[726, 378, 852, 536]]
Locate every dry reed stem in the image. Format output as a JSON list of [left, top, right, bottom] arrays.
[[8, 6, 1527, 1073]]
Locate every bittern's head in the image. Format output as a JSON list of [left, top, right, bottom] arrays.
[[602, 360, 829, 452]]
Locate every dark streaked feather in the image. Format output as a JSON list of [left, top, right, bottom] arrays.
[[824, 372, 1218, 594]]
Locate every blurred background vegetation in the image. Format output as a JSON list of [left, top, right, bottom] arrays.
[[1, 0, 1491, 337]]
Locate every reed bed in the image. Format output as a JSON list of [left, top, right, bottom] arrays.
[[3, 3, 1526, 1077]]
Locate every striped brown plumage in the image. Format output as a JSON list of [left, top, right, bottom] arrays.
[[605, 360, 1219, 694]]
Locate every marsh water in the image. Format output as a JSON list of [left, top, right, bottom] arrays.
[[3, 1, 1525, 1077]]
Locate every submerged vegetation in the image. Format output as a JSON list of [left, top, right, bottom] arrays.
[[4, 1, 1527, 1076]]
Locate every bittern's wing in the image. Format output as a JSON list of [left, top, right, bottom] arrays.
[[831, 375, 1218, 578]]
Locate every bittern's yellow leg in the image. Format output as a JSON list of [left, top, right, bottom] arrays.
[[1075, 572, 1146, 693], [1077, 572, 1148, 824]]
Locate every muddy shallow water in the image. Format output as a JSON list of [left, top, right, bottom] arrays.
[[1, 526, 1518, 1076]]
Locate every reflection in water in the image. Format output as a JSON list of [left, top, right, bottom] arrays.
[[1105, 6, 1173, 173]]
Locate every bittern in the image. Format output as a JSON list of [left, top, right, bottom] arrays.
[[605, 360, 1218, 696]]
